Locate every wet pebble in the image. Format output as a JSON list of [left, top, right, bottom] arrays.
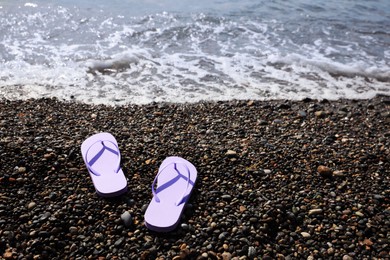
[[121, 211, 132, 227], [317, 165, 333, 178], [0, 97, 388, 259]]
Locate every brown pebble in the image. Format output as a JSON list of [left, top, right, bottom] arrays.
[[239, 205, 246, 212], [222, 252, 232, 260], [180, 243, 187, 250], [332, 170, 345, 177], [3, 251, 13, 260], [225, 150, 238, 157], [315, 111, 326, 117], [317, 165, 333, 177], [223, 243, 229, 251], [309, 208, 323, 215], [18, 167, 27, 173], [44, 153, 53, 159]]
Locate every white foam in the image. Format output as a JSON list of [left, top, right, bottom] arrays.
[[24, 3, 38, 8]]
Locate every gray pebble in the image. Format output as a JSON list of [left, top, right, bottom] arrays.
[[121, 211, 132, 227]]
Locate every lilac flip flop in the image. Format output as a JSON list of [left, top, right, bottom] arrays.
[[81, 132, 127, 197], [144, 156, 197, 232]]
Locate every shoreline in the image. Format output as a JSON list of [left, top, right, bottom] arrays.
[[0, 96, 389, 259]]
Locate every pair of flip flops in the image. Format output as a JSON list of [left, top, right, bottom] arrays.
[[81, 132, 197, 232]]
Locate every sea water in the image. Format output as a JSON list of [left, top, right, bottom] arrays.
[[0, 0, 389, 105]]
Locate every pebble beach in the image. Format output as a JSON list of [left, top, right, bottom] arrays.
[[0, 96, 389, 259]]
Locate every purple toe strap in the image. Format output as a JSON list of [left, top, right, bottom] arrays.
[[151, 162, 191, 206], [85, 140, 121, 176]]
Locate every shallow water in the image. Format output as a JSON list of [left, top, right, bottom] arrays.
[[1, 0, 389, 104]]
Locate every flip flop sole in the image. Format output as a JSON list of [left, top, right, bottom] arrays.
[[145, 156, 197, 232], [81, 132, 127, 197]]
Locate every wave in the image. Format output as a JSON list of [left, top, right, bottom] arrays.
[[269, 54, 390, 82]]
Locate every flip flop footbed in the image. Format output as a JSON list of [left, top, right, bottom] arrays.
[[81, 132, 127, 197], [145, 157, 197, 232]]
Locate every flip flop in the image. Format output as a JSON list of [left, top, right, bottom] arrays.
[[81, 132, 127, 197], [144, 156, 197, 232]]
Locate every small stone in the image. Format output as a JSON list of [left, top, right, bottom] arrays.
[[114, 237, 124, 247], [179, 243, 187, 250], [327, 247, 335, 255], [18, 167, 27, 173], [315, 111, 326, 118], [258, 120, 268, 125], [301, 232, 311, 238], [69, 226, 78, 235], [332, 170, 345, 177], [223, 244, 229, 251], [342, 255, 353, 260], [309, 208, 323, 215], [298, 111, 307, 117], [218, 232, 229, 240], [40, 212, 51, 220], [263, 169, 272, 174], [221, 195, 232, 200], [225, 150, 238, 158], [121, 211, 132, 227], [239, 205, 246, 212], [3, 251, 13, 260], [91, 113, 97, 119], [181, 223, 189, 230], [70, 243, 78, 252], [373, 194, 385, 200], [355, 211, 364, 217], [44, 153, 53, 159], [28, 201, 36, 209], [248, 246, 256, 258], [222, 252, 232, 260], [317, 165, 333, 178]]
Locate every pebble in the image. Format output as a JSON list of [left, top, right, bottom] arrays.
[[317, 165, 333, 178], [114, 237, 124, 247], [248, 246, 256, 258], [69, 226, 78, 235], [0, 97, 388, 259], [222, 252, 232, 260], [181, 223, 189, 230], [221, 195, 232, 200], [308, 209, 323, 215], [218, 232, 229, 240], [263, 169, 272, 174], [120, 211, 132, 227], [18, 167, 27, 173], [355, 211, 364, 217], [28, 201, 36, 209], [314, 111, 327, 117], [225, 150, 238, 158], [332, 170, 345, 177], [298, 110, 307, 117], [3, 252, 13, 259]]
